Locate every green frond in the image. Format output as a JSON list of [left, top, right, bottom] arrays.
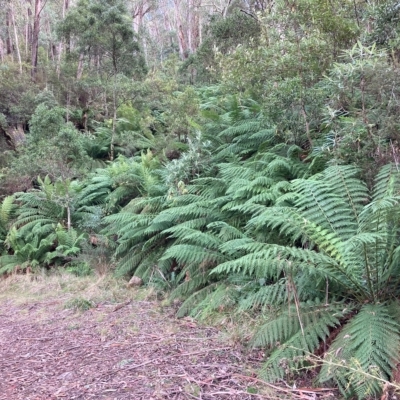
[[115, 248, 148, 276], [217, 120, 262, 140], [223, 201, 267, 217], [170, 269, 211, 299], [258, 301, 351, 382], [214, 244, 337, 281], [292, 178, 358, 241], [322, 165, 369, 222], [161, 244, 227, 266], [190, 284, 239, 319], [246, 207, 309, 244], [372, 164, 400, 201], [359, 195, 400, 234], [207, 221, 247, 241], [134, 247, 168, 281], [175, 283, 219, 318], [320, 303, 400, 399], [0, 254, 26, 274], [0, 196, 15, 227], [239, 279, 287, 310], [165, 227, 221, 249]]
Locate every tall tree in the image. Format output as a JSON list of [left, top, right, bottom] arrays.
[[31, 0, 41, 79], [9, 2, 22, 74], [58, 0, 147, 159]]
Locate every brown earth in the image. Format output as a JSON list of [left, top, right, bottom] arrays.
[[0, 275, 335, 400]]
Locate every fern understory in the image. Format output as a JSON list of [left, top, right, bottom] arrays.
[[103, 156, 400, 398], [3, 89, 400, 399]]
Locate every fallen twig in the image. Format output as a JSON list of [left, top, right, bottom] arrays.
[[233, 374, 336, 398], [112, 300, 131, 312]]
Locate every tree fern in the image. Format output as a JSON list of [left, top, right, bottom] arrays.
[[238, 279, 288, 310], [0, 228, 55, 273], [257, 301, 352, 382], [319, 303, 400, 399], [0, 196, 16, 254]]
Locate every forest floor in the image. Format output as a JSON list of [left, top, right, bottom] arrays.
[[0, 273, 336, 400]]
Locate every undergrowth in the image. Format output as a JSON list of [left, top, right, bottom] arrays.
[[0, 270, 155, 305]]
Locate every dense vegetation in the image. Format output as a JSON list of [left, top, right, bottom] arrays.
[[2, 0, 400, 397]]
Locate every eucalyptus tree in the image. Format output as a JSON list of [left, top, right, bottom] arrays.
[[58, 0, 147, 159]]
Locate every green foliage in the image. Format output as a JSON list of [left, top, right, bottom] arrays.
[[0, 196, 16, 254], [256, 301, 351, 381], [3, 1, 400, 395], [57, 0, 146, 77], [0, 227, 54, 274], [0, 64, 38, 126], [64, 297, 94, 311], [52, 225, 87, 259], [367, 0, 400, 54], [29, 104, 65, 143], [316, 43, 400, 184], [180, 10, 261, 84], [103, 132, 314, 317], [320, 303, 400, 399], [0, 176, 95, 274], [65, 261, 93, 277], [228, 164, 400, 397], [218, 0, 358, 95], [103, 156, 396, 397], [79, 152, 163, 212], [8, 104, 90, 180]]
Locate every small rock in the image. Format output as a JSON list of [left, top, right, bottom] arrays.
[[128, 276, 143, 287]]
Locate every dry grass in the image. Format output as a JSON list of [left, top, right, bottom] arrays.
[[0, 270, 155, 306]]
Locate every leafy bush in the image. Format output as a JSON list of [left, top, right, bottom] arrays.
[[65, 262, 93, 277], [64, 297, 94, 311]]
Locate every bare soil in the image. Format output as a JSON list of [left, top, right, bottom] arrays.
[[0, 275, 336, 400]]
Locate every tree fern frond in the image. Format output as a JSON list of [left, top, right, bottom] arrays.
[[207, 221, 247, 241], [372, 164, 400, 201], [258, 301, 350, 382], [175, 283, 219, 318], [322, 165, 369, 223], [239, 279, 287, 310], [165, 227, 221, 249], [217, 121, 262, 140], [191, 284, 239, 319], [292, 179, 358, 242], [319, 303, 400, 399], [115, 248, 148, 276], [161, 244, 227, 266], [0, 196, 15, 228]]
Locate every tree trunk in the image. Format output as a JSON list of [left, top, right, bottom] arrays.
[[67, 205, 71, 231], [76, 52, 84, 79], [6, 10, 14, 56], [10, 4, 23, 74], [110, 74, 117, 161], [57, 0, 69, 77], [31, 0, 41, 80], [26, 0, 33, 59], [0, 38, 4, 62], [188, 0, 201, 53], [47, 20, 55, 62], [173, 0, 188, 59]]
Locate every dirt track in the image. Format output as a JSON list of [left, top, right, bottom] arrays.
[[0, 297, 270, 400]]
